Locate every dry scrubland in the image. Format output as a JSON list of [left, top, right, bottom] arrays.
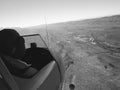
[[19, 15, 120, 90]]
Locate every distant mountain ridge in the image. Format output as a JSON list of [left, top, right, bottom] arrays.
[[43, 15, 120, 39], [15, 14, 120, 38], [42, 14, 120, 26], [22, 14, 120, 29]]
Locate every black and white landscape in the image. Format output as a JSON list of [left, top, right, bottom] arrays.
[[16, 15, 120, 90]]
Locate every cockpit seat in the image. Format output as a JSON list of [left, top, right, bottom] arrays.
[[14, 60, 61, 90], [0, 55, 61, 90], [0, 75, 11, 90]]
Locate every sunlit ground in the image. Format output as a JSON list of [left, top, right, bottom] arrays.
[[39, 15, 120, 90], [48, 29, 120, 90]]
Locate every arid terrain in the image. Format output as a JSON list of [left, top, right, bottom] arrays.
[[18, 15, 120, 90]]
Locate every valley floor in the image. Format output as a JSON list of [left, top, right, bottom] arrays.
[[47, 29, 120, 90]]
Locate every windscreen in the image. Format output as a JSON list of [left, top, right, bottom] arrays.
[[22, 34, 48, 49], [22, 31, 65, 87]]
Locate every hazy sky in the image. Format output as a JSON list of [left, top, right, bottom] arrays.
[[0, 0, 120, 27]]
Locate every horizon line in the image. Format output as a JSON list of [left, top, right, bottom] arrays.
[[0, 13, 119, 28]]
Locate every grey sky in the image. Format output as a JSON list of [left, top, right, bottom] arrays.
[[0, 0, 120, 27]]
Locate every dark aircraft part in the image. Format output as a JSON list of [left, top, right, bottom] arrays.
[[37, 61, 61, 90], [23, 47, 55, 70], [69, 84, 75, 90], [0, 76, 12, 90], [22, 34, 55, 70], [22, 34, 64, 88]]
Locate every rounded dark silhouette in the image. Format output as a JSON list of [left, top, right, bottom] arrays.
[[69, 84, 75, 90], [0, 28, 25, 59]]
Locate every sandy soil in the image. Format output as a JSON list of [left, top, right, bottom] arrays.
[[46, 29, 120, 90]]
